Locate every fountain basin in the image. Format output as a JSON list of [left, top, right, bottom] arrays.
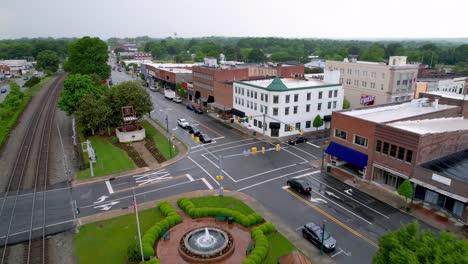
[[179, 227, 235, 263]]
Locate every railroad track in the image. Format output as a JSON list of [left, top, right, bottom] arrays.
[[0, 74, 65, 264]]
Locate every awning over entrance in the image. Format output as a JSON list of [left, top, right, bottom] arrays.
[[269, 122, 280, 129], [231, 108, 245, 117], [209, 102, 231, 111], [325, 142, 368, 168]]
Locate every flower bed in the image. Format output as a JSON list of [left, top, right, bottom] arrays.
[[144, 137, 167, 163], [111, 139, 148, 167]]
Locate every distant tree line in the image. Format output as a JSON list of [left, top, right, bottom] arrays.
[[0, 38, 71, 60]]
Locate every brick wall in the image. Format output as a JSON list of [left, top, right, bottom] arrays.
[[417, 131, 468, 164], [277, 64, 305, 78]]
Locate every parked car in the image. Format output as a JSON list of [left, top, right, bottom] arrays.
[[149, 86, 158, 92], [302, 222, 336, 252], [23, 76, 29, 81], [188, 126, 201, 136], [194, 107, 203, 114], [198, 133, 212, 144], [173, 96, 182, 103], [186, 104, 194, 111], [108, 79, 113, 86], [286, 178, 311, 194], [177, 118, 190, 128], [0, 88, 7, 93], [287, 136, 308, 145]]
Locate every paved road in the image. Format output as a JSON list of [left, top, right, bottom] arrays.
[[0, 68, 439, 263], [0, 77, 28, 103]]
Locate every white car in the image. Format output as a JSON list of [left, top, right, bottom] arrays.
[[173, 96, 182, 103], [177, 118, 190, 128]]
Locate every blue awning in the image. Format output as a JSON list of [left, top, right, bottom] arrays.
[[325, 142, 368, 168]]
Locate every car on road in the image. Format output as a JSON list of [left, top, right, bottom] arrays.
[[287, 136, 308, 145], [302, 222, 336, 252], [193, 107, 203, 114], [173, 96, 182, 103], [198, 133, 212, 144], [177, 118, 190, 128], [188, 126, 201, 136], [108, 79, 113, 86], [23, 76, 29, 81], [286, 178, 311, 194], [0, 88, 7, 93], [186, 104, 195, 111]]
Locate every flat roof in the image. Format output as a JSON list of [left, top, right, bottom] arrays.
[[423, 91, 468, 100], [388, 117, 468, 135], [239, 77, 336, 89], [144, 62, 198, 68], [341, 99, 458, 123], [159, 68, 192, 74], [420, 149, 468, 184]]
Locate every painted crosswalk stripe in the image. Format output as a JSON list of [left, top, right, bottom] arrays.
[[201, 178, 213, 190], [105, 180, 114, 194], [306, 142, 321, 148], [186, 174, 194, 182]]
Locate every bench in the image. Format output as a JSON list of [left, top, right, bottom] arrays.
[[246, 242, 254, 255], [215, 214, 227, 222], [161, 230, 170, 240]]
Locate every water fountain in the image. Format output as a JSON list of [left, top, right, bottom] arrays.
[[179, 227, 234, 262]]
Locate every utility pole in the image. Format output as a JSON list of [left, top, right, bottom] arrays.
[[132, 188, 144, 262], [320, 220, 327, 255], [165, 114, 172, 158], [262, 113, 266, 136], [218, 155, 224, 197]]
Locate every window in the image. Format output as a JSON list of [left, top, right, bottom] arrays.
[[273, 107, 278, 116], [355, 69, 360, 76], [285, 95, 290, 103], [382, 73, 385, 79], [242, 88, 244, 95], [398, 147, 405, 160], [333, 101, 337, 109], [381, 84, 384, 90], [376, 140, 382, 152], [254, 103, 257, 111], [261, 93, 264, 101], [295, 122, 301, 130], [327, 101, 332, 109], [346, 79, 351, 85], [258, 121, 262, 129], [264, 106, 268, 115], [247, 101, 250, 108], [293, 106, 298, 114], [247, 90, 250, 97], [383, 142, 389, 155], [317, 103, 322, 111], [405, 150, 413, 163], [284, 124, 290, 132], [235, 87, 238, 94], [354, 80, 359, 86], [347, 69, 352, 74], [362, 81, 367, 87], [260, 104, 263, 113], [285, 107, 290, 115], [306, 104, 310, 112], [254, 91, 257, 99], [390, 145, 397, 157], [334, 129, 347, 140], [265, 94, 268, 102], [307, 92, 311, 100], [254, 119, 257, 126], [294, 94, 299, 102], [328, 90, 333, 98], [371, 72, 376, 78], [318, 91, 322, 99], [306, 121, 311, 128], [354, 135, 368, 148], [334, 90, 338, 97], [370, 82, 375, 89], [363, 71, 368, 77], [273, 95, 279, 104]]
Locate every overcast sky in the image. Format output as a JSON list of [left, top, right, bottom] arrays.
[[1, 0, 467, 40]]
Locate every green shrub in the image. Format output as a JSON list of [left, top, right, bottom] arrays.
[[126, 241, 142, 262], [23, 76, 41, 88], [142, 244, 154, 260]]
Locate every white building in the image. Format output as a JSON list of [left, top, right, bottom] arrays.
[[232, 72, 343, 138], [0, 60, 28, 73], [417, 77, 466, 94]]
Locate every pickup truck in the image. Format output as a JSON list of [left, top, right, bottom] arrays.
[[164, 89, 175, 100]]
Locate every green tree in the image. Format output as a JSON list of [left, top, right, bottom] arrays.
[[360, 44, 385, 62], [63, 37, 111, 80], [373, 222, 468, 264], [176, 83, 186, 98], [75, 94, 112, 135], [246, 48, 266, 62], [398, 179, 413, 206], [343, 97, 351, 109], [58, 74, 105, 115], [108, 81, 153, 127], [36, 50, 60, 74], [313, 114, 323, 131]]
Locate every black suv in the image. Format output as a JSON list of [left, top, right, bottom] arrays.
[[198, 133, 212, 144], [302, 222, 336, 252], [287, 136, 308, 145], [286, 178, 311, 194], [188, 126, 201, 136]]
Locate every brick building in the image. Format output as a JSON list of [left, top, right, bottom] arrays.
[[420, 91, 468, 117], [142, 63, 193, 89], [326, 99, 467, 223]]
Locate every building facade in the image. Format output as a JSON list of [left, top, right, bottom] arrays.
[[143, 63, 193, 89], [326, 56, 419, 108], [232, 74, 343, 138]]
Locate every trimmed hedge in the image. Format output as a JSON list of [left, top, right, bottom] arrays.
[[177, 197, 263, 227], [139, 259, 161, 264], [140, 201, 182, 260], [242, 222, 277, 264]]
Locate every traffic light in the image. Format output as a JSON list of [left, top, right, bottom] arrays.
[[276, 144, 280, 151], [251, 147, 257, 155], [289, 125, 294, 132], [237, 117, 242, 123], [299, 129, 303, 136], [261, 146, 265, 154], [249, 115, 253, 120]]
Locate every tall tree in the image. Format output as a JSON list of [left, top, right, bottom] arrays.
[[313, 115, 323, 131], [75, 94, 112, 135], [63, 37, 111, 79], [58, 74, 105, 115], [246, 48, 266, 62], [343, 97, 351, 109], [360, 44, 385, 62], [36, 50, 60, 74]]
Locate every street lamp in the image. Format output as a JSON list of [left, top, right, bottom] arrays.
[[165, 114, 173, 158], [320, 220, 327, 255]]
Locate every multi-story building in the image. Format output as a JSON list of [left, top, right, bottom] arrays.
[[232, 71, 343, 137], [415, 77, 467, 98], [420, 91, 468, 117], [326, 99, 468, 223], [142, 62, 193, 89], [326, 56, 419, 108]]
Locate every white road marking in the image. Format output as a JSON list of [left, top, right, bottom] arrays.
[[201, 154, 237, 182], [133, 169, 172, 186], [186, 174, 194, 182], [191, 145, 201, 150], [172, 127, 178, 131], [191, 139, 256, 153], [93, 201, 120, 211], [187, 156, 220, 186], [105, 181, 114, 194], [282, 186, 290, 189], [201, 178, 213, 190], [310, 198, 328, 204], [325, 191, 341, 199], [280, 146, 309, 163], [282, 142, 318, 158], [331, 248, 352, 258], [295, 226, 304, 230], [212, 136, 225, 140], [237, 163, 299, 182], [293, 170, 320, 179], [344, 189, 353, 196], [93, 196, 109, 204], [307, 142, 321, 148], [0, 219, 76, 239], [237, 169, 314, 191]]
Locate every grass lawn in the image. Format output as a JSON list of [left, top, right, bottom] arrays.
[[76, 135, 136, 180], [140, 120, 179, 160], [189, 196, 255, 215], [74, 208, 164, 264], [264, 232, 297, 264]]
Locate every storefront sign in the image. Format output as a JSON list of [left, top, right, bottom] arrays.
[[360, 95, 375, 106]]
